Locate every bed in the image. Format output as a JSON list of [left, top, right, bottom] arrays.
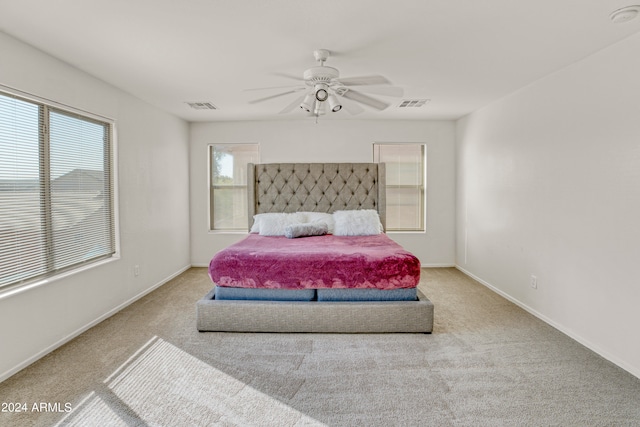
[[197, 163, 434, 333]]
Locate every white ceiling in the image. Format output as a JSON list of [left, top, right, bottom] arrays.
[[1, 0, 639, 122]]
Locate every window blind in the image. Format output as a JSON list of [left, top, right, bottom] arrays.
[[0, 91, 115, 290], [209, 144, 259, 231], [373, 143, 426, 232]]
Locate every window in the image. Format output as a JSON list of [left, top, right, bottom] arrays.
[[373, 143, 426, 232], [209, 144, 259, 231], [0, 89, 115, 291]]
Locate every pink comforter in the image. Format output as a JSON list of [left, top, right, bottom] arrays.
[[208, 234, 420, 290]]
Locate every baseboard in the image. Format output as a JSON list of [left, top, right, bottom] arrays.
[[0, 264, 192, 383], [421, 263, 456, 268], [455, 265, 640, 381], [190, 263, 209, 268]]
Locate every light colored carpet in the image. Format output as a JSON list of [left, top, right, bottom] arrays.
[[1, 268, 639, 426]]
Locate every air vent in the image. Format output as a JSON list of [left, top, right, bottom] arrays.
[[186, 102, 217, 110], [397, 99, 430, 108]]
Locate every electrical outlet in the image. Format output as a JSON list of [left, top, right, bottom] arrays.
[[134, 265, 140, 277], [530, 275, 537, 289]]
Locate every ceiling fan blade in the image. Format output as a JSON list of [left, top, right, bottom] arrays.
[[340, 89, 390, 111], [351, 85, 404, 97], [271, 71, 303, 81], [336, 75, 391, 86], [279, 94, 307, 114], [244, 85, 303, 92], [249, 88, 305, 104]]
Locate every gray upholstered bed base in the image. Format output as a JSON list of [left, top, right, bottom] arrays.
[[197, 162, 434, 334], [197, 288, 434, 333]]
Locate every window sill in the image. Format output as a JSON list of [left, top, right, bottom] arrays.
[[208, 230, 249, 235], [0, 255, 120, 301]]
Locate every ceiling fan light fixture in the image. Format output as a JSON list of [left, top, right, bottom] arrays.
[[314, 100, 326, 116], [315, 83, 329, 102], [328, 94, 342, 112], [300, 93, 315, 112], [316, 89, 328, 102]]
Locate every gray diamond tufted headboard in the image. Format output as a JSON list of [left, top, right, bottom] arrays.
[[248, 163, 386, 231]]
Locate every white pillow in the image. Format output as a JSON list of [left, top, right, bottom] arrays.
[[249, 215, 262, 233], [332, 210, 383, 236], [251, 212, 306, 236], [299, 212, 335, 234]]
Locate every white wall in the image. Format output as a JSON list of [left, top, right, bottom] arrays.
[[190, 119, 456, 267], [456, 32, 640, 378], [0, 32, 191, 380]]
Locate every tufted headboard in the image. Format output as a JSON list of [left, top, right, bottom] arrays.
[[248, 163, 386, 230]]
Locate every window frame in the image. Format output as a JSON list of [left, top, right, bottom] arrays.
[[373, 142, 427, 233], [208, 143, 260, 233], [0, 85, 119, 297]]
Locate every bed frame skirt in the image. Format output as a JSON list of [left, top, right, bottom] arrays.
[[196, 288, 434, 333]]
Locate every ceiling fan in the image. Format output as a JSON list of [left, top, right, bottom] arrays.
[[247, 49, 403, 116]]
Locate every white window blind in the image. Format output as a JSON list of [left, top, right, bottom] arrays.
[[374, 143, 426, 232], [209, 144, 259, 231], [0, 90, 115, 290]]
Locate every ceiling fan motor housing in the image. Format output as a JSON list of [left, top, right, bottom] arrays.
[[304, 66, 339, 83]]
